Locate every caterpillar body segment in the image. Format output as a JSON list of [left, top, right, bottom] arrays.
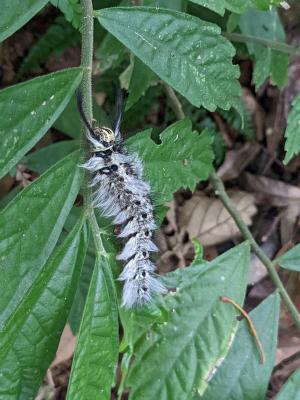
[[77, 91, 165, 308]]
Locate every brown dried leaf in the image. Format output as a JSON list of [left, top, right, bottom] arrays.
[[164, 200, 178, 235], [244, 173, 300, 207], [50, 324, 76, 368], [178, 190, 257, 246], [242, 87, 265, 141], [280, 204, 300, 245], [16, 165, 32, 187], [266, 89, 286, 154], [280, 271, 300, 330], [217, 142, 260, 181]]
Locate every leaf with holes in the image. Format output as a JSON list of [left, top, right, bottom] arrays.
[[126, 119, 214, 203], [96, 7, 241, 112]]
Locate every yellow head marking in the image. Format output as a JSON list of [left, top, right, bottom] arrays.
[[93, 126, 115, 150]]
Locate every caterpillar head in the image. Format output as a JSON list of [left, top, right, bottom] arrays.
[[92, 126, 115, 151]]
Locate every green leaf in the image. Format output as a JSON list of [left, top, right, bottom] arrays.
[[54, 93, 109, 139], [284, 93, 300, 164], [95, 32, 128, 73], [143, 0, 187, 11], [0, 151, 83, 330], [277, 244, 300, 272], [0, 0, 48, 43], [202, 292, 280, 399], [0, 216, 88, 399], [239, 9, 288, 89], [68, 209, 120, 335], [226, 13, 241, 33], [16, 16, 80, 79], [218, 100, 255, 140], [251, 0, 282, 10], [126, 57, 158, 110], [126, 119, 214, 203], [96, 7, 241, 112], [96, 0, 188, 72], [68, 243, 95, 334], [0, 185, 21, 210], [50, 0, 82, 30], [0, 67, 82, 180], [126, 242, 250, 399], [276, 367, 300, 400], [23, 140, 80, 174], [120, 55, 134, 90], [211, 129, 225, 166], [271, 49, 289, 88], [189, 0, 251, 16], [67, 255, 119, 400]]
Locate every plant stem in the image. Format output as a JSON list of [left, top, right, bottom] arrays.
[[80, 0, 105, 256], [210, 171, 300, 332], [223, 32, 300, 55], [162, 82, 185, 120], [80, 0, 93, 129], [165, 83, 300, 332]]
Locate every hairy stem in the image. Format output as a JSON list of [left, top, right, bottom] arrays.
[[223, 32, 300, 55], [80, 0, 105, 256], [166, 83, 300, 331], [210, 172, 300, 332], [80, 0, 93, 127]]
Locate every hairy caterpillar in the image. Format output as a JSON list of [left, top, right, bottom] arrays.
[[77, 91, 165, 308]]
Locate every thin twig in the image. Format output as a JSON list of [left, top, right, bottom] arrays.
[[220, 296, 266, 364], [211, 172, 300, 332]]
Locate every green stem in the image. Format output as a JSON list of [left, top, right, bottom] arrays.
[[223, 32, 300, 55], [80, 0, 93, 128], [80, 0, 105, 256], [210, 171, 300, 332]]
